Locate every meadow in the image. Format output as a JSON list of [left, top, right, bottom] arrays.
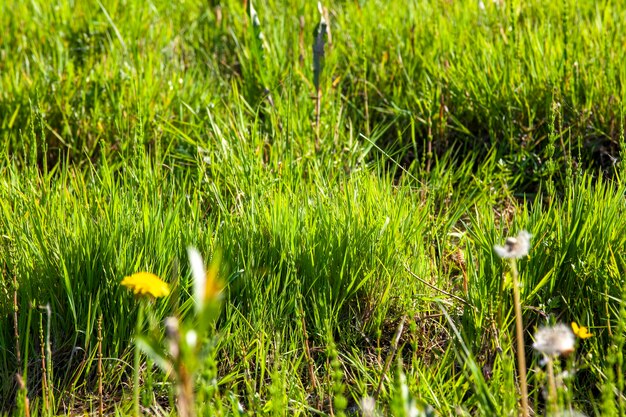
[[1, 0, 625, 415]]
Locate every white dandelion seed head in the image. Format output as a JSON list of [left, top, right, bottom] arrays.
[[494, 230, 532, 259], [360, 396, 377, 417], [533, 323, 575, 356]]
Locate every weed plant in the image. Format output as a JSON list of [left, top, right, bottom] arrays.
[[1, 0, 626, 415]]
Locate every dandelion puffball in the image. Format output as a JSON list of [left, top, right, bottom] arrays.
[[494, 230, 532, 259], [532, 323, 575, 356]]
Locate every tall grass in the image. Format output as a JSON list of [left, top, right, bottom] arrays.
[[1, 0, 626, 415]]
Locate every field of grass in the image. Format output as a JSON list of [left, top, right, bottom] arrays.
[[1, 0, 626, 415]]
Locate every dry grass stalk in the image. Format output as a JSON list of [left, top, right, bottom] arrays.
[[12, 268, 21, 369], [215, 5, 222, 27], [321, 5, 332, 49], [165, 317, 195, 417], [39, 312, 49, 410], [43, 304, 54, 409], [98, 314, 104, 417], [15, 374, 31, 417], [510, 261, 530, 417], [298, 16, 305, 67], [12, 267, 30, 417]]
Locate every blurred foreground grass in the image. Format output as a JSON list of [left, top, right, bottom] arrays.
[[1, 0, 625, 415]]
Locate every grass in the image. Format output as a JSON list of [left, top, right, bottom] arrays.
[[1, 0, 626, 415]]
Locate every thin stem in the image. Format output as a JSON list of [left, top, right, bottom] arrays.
[[12, 268, 21, 370], [39, 312, 49, 410], [98, 314, 104, 417], [546, 356, 558, 414], [511, 259, 530, 417], [44, 304, 53, 409], [315, 88, 322, 151], [134, 301, 145, 416]]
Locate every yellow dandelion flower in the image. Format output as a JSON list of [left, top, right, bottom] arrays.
[[121, 272, 170, 298], [571, 322, 593, 339]]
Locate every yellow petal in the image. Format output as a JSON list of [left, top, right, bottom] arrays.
[[204, 262, 223, 303], [571, 321, 593, 339], [121, 272, 170, 298]]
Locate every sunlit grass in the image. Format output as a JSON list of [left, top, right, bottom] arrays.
[[1, 0, 625, 415]]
